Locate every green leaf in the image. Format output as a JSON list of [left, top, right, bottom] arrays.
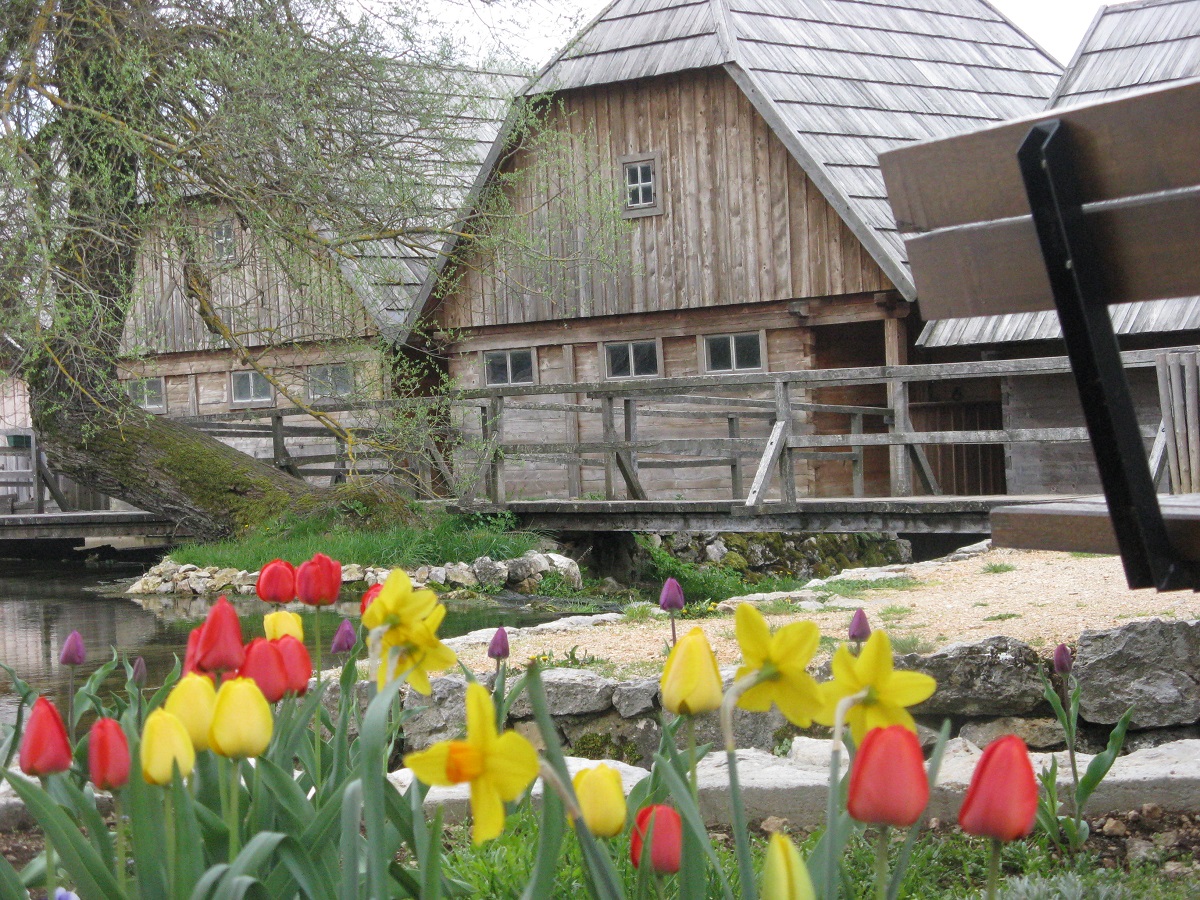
[[123, 738, 169, 899], [188, 864, 230, 900], [0, 851, 28, 898], [171, 766, 207, 898], [520, 779, 565, 900], [339, 779, 364, 900], [651, 752, 736, 900], [47, 776, 114, 873], [1077, 705, 1134, 808], [360, 671, 410, 899], [145, 657, 182, 714]]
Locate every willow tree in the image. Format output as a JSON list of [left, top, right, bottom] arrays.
[[0, 0, 510, 538]]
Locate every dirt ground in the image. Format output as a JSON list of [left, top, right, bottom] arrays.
[[452, 547, 1200, 679]]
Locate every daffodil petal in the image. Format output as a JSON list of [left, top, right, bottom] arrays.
[[486, 732, 540, 800], [773, 676, 822, 728], [770, 621, 820, 669], [855, 631, 895, 684], [883, 670, 937, 707], [465, 683, 498, 750], [470, 777, 505, 844], [735, 604, 772, 669], [405, 666, 433, 696], [828, 645, 860, 690], [737, 680, 776, 713], [404, 742, 454, 786], [859, 703, 917, 742]]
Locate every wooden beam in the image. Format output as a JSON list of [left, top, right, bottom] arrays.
[[744, 420, 787, 507]]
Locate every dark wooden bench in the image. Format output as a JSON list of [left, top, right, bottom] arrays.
[[879, 77, 1200, 591]]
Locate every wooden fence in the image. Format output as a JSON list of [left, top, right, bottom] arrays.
[[0, 429, 108, 514]]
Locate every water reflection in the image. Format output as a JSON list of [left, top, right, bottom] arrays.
[[0, 561, 561, 726]]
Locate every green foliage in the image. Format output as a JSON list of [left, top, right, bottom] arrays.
[[890, 633, 935, 655], [621, 602, 655, 624], [984, 612, 1023, 622], [983, 562, 1018, 574], [820, 577, 922, 599], [879, 604, 914, 621]]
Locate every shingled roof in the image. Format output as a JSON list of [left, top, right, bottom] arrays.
[[519, 0, 1060, 302], [919, 0, 1200, 348]]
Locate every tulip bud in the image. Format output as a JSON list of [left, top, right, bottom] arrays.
[[165, 672, 217, 752], [209, 678, 274, 759], [958, 734, 1038, 842], [87, 718, 130, 791], [1053, 643, 1073, 676], [131, 656, 147, 687], [255, 558, 296, 604], [296, 552, 341, 606], [630, 805, 682, 873], [264, 610, 304, 642], [848, 609, 871, 643], [660, 627, 722, 716], [848, 726, 929, 828], [239, 638, 289, 703], [60, 630, 86, 667], [275, 635, 312, 696], [360, 583, 383, 616], [761, 832, 816, 900], [331, 618, 356, 654], [659, 578, 685, 612], [54, 889, 81, 900], [487, 627, 510, 661], [141, 708, 195, 785], [19, 697, 72, 777], [572, 764, 626, 837], [195, 596, 245, 673]]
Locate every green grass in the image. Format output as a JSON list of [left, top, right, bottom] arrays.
[[756, 597, 797, 615], [170, 510, 542, 571], [820, 576, 922, 599], [983, 562, 1017, 574], [879, 604, 914, 621], [891, 633, 935, 654], [621, 601, 656, 623], [984, 612, 1022, 622]]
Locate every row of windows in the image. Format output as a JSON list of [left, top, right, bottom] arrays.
[[127, 363, 355, 412], [484, 332, 765, 386]]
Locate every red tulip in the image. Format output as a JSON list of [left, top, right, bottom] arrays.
[[275, 635, 312, 696], [19, 698, 72, 777], [239, 638, 289, 703], [256, 559, 296, 604], [88, 718, 130, 790], [296, 553, 341, 606], [195, 596, 245, 673], [183, 626, 203, 675], [360, 583, 382, 615], [630, 805, 682, 874], [958, 735, 1039, 842], [848, 725, 929, 828]]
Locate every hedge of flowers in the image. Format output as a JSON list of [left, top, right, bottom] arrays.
[[0, 558, 1052, 899]]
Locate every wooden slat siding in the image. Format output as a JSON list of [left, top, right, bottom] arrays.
[[769, 117, 792, 301]]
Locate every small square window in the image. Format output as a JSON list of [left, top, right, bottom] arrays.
[[212, 221, 237, 262], [605, 340, 659, 379], [619, 152, 662, 219], [128, 376, 166, 412], [309, 363, 354, 400], [7, 434, 32, 449], [483, 349, 536, 386], [705, 333, 763, 372], [231, 370, 272, 406]]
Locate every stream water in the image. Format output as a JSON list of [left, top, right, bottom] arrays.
[[0, 559, 562, 726]]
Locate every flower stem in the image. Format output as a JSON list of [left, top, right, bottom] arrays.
[[721, 671, 772, 900], [669, 613, 677, 646], [67, 668, 76, 743], [873, 827, 890, 900], [227, 758, 241, 859], [165, 789, 176, 889], [115, 796, 126, 893], [986, 837, 1001, 900], [826, 687, 870, 897], [686, 716, 698, 798], [313, 614, 324, 793]]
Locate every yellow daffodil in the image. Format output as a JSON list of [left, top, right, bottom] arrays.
[[813, 631, 936, 744], [165, 672, 217, 752], [572, 764, 627, 837], [761, 832, 816, 900], [404, 682, 538, 844], [263, 610, 304, 642], [660, 626, 723, 716], [208, 677, 274, 759], [141, 708, 196, 785], [363, 570, 457, 694], [734, 605, 823, 727]]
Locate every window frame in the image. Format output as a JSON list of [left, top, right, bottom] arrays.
[[481, 347, 538, 387], [698, 330, 767, 374], [127, 376, 167, 413], [230, 369, 274, 408], [618, 151, 663, 219], [212, 220, 237, 262], [307, 362, 355, 402], [600, 338, 663, 381]]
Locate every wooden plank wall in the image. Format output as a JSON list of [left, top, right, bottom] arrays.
[[435, 68, 893, 329]]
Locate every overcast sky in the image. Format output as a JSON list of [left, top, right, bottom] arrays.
[[445, 0, 1107, 69]]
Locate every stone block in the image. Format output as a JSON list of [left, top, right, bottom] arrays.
[[901, 636, 1046, 717], [507, 668, 615, 719], [958, 717, 1065, 750], [613, 679, 659, 718]]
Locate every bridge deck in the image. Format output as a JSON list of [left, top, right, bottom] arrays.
[[0, 510, 181, 542]]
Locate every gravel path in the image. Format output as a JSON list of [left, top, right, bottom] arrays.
[[451, 547, 1200, 679]]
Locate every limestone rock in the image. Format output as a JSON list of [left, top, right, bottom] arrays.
[[613, 679, 659, 718], [1075, 620, 1200, 728], [900, 636, 1046, 717], [704, 539, 728, 564], [427, 566, 447, 585], [508, 552, 551, 583], [212, 568, 241, 589], [545, 553, 583, 590], [471, 557, 509, 588], [507, 668, 616, 719], [443, 562, 477, 587], [695, 749, 829, 827], [958, 717, 1065, 750], [127, 575, 163, 594], [510, 575, 542, 594], [401, 676, 469, 751], [691, 668, 787, 754], [341, 563, 365, 582], [560, 713, 661, 768]]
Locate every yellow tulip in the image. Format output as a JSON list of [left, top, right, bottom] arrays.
[[263, 610, 303, 642], [165, 672, 217, 752], [734, 605, 823, 727], [572, 764, 627, 837], [141, 708, 196, 785], [761, 832, 815, 900], [813, 631, 937, 744], [660, 627, 723, 716], [404, 683, 538, 844], [208, 677, 274, 759]]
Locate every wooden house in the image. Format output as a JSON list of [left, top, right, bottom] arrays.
[[413, 0, 1060, 501], [915, 0, 1200, 495]]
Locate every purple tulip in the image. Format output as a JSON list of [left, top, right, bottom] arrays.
[[60, 631, 85, 667], [131, 656, 147, 687], [487, 627, 510, 661], [331, 618, 356, 655], [659, 578, 685, 612], [1053, 643, 1073, 676], [848, 609, 871, 643]]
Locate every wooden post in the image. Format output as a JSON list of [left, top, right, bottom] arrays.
[[564, 345, 582, 498], [728, 415, 744, 499], [850, 412, 864, 498], [774, 380, 796, 503], [270, 414, 300, 477], [487, 396, 505, 505], [601, 396, 616, 500], [623, 398, 639, 481], [1156, 353, 1181, 492], [885, 317, 913, 497], [29, 430, 43, 514]]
